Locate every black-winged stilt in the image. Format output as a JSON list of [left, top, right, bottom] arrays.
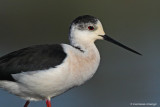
[[0, 15, 141, 107]]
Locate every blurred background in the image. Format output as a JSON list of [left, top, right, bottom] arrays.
[[0, 0, 160, 107]]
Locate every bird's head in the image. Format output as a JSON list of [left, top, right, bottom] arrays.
[[69, 15, 141, 55], [69, 15, 104, 43]]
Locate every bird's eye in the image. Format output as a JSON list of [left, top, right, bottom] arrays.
[[88, 26, 94, 30]]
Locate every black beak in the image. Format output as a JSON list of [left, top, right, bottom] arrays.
[[102, 35, 142, 55]]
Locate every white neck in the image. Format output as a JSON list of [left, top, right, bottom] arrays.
[[69, 30, 97, 52], [68, 38, 100, 85]]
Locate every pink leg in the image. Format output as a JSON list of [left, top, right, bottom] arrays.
[[46, 99, 51, 107], [24, 100, 30, 107]]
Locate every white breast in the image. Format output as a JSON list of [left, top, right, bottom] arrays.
[[62, 43, 100, 86]]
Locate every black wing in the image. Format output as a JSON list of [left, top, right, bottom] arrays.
[[0, 44, 67, 81]]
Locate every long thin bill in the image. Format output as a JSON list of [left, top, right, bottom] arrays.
[[103, 35, 142, 55]]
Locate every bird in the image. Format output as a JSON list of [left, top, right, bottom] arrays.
[[0, 15, 141, 107]]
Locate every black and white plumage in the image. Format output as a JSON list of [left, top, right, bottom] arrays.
[[0, 15, 141, 107], [0, 44, 67, 81]]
